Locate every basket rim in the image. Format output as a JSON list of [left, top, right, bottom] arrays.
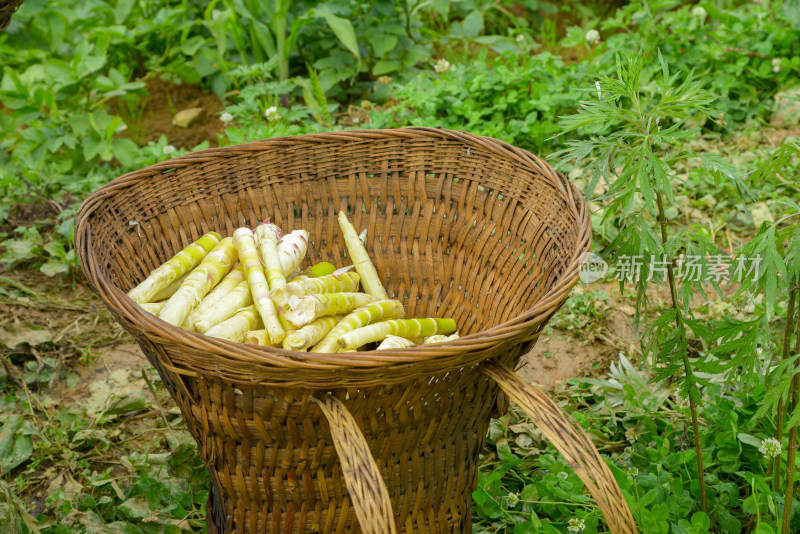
[[75, 127, 591, 378]]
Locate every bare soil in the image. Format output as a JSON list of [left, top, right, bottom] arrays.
[[117, 77, 226, 150], [517, 281, 645, 390]]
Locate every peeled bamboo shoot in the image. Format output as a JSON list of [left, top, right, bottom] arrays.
[[233, 227, 285, 344], [424, 332, 460, 344], [244, 329, 271, 346], [277, 230, 308, 276], [256, 222, 287, 290], [271, 272, 360, 308], [139, 302, 163, 315], [337, 318, 456, 350], [186, 266, 245, 329], [283, 292, 375, 327], [311, 299, 405, 353], [377, 335, 415, 350], [150, 273, 188, 303], [337, 212, 387, 299], [158, 237, 237, 326], [205, 305, 263, 343], [192, 280, 253, 333], [284, 315, 343, 351], [128, 232, 221, 304]]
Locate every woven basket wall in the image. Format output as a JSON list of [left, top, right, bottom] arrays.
[[76, 128, 636, 533], [0, 0, 23, 30]]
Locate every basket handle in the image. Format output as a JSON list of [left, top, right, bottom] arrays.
[[481, 362, 639, 534], [312, 394, 397, 534]]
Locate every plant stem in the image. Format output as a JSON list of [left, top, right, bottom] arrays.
[[781, 371, 799, 534], [274, 0, 289, 107], [776, 288, 798, 491], [656, 189, 708, 515]]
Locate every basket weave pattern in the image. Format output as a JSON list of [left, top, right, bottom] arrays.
[[76, 128, 636, 533], [0, 0, 23, 30]]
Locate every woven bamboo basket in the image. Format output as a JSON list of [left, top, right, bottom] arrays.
[[0, 0, 24, 30], [75, 128, 638, 534]]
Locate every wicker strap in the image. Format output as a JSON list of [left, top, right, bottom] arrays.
[[312, 394, 397, 534], [482, 362, 639, 534]]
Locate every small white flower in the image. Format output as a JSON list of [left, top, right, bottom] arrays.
[[220, 112, 234, 123], [352, 117, 360, 124], [625, 427, 640, 444], [516, 34, 525, 43], [265, 105, 281, 121], [759, 437, 782, 459], [434, 58, 450, 73], [691, 6, 707, 18], [567, 517, 586, 533], [628, 467, 639, 477], [163, 145, 175, 155], [585, 29, 600, 46], [595, 81, 602, 100], [772, 57, 782, 73], [506, 492, 519, 508]]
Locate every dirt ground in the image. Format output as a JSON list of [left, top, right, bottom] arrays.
[[517, 282, 643, 390], [114, 77, 226, 150]]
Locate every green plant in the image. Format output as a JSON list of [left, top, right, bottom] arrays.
[[474, 349, 799, 533], [0, 478, 39, 533], [594, 0, 800, 129], [202, 0, 360, 94], [735, 127, 800, 533], [551, 49, 751, 523], [368, 49, 582, 153]]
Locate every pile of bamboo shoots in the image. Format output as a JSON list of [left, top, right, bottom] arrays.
[[127, 212, 459, 352]]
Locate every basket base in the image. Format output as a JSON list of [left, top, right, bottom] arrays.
[[207, 513, 218, 534], [206, 486, 226, 533]]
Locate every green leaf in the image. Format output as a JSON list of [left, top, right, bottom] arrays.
[[373, 59, 400, 76], [315, 6, 361, 61], [113, 137, 139, 168], [0, 415, 34, 475], [513, 521, 539, 534], [691, 511, 711, 531], [114, 0, 136, 24], [461, 11, 484, 38], [306, 64, 333, 128], [786, 228, 800, 284], [106, 521, 146, 533], [425, 0, 450, 17], [40, 259, 69, 277], [697, 153, 751, 200], [716, 507, 741, 533], [1, 238, 36, 265], [473, 36, 519, 54], [372, 34, 397, 57], [737, 433, 762, 448], [284, 15, 311, 60], [472, 485, 502, 518]]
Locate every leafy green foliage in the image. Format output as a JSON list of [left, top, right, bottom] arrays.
[[379, 49, 577, 152], [477, 354, 800, 533], [598, 0, 800, 128]]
